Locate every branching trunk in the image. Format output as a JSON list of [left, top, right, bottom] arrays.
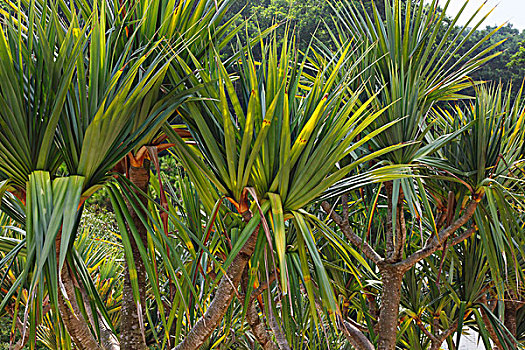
[[377, 265, 403, 350], [121, 162, 150, 350], [323, 191, 481, 350], [415, 317, 458, 350], [174, 223, 261, 350], [429, 327, 457, 350], [246, 296, 279, 350], [241, 269, 281, 350]]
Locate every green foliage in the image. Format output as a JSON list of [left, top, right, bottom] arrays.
[[453, 24, 525, 99], [0, 0, 524, 349], [508, 41, 525, 69]]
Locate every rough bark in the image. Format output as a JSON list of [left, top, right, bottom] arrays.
[[174, 222, 261, 350], [414, 317, 458, 350], [246, 296, 279, 350], [376, 181, 406, 350], [78, 281, 120, 350], [121, 162, 150, 350], [340, 319, 375, 350], [57, 252, 104, 350], [504, 293, 519, 345], [241, 269, 281, 350], [397, 200, 480, 270], [322, 188, 481, 350], [377, 265, 403, 350], [267, 309, 291, 350], [480, 299, 502, 350], [429, 324, 458, 350], [321, 201, 382, 264]]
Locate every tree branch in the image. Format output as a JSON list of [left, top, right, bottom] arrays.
[[338, 316, 375, 350], [430, 321, 459, 350], [396, 199, 479, 271], [321, 201, 383, 264]]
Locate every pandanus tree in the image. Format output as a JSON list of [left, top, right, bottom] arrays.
[[0, 0, 523, 349], [148, 32, 408, 349], [50, 1, 246, 347], [318, 0, 525, 349], [0, 1, 192, 349], [7, 0, 247, 347], [400, 230, 516, 350]]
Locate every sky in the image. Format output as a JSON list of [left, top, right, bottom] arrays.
[[430, 0, 525, 31]]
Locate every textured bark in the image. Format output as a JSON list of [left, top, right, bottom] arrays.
[[504, 295, 518, 343], [246, 297, 279, 350], [429, 324, 458, 350], [121, 162, 150, 350], [78, 281, 120, 350], [57, 258, 104, 349], [267, 309, 291, 350], [480, 296, 502, 350], [323, 190, 480, 350], [414, 317, 458, 350], [321, 201, 382, 264], [397, 200, 480, 270], [241, 269, 280, 350], [377, 266, 403, 350], [174, 223, 260, 350], [340, 319, 374, 350]]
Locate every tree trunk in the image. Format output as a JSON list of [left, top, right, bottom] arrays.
[[78, 280, 120, 350], [174, 223, 261, 350], [430, 339, 443, 350], [241, 268, 280, 350], [504, 297, 518, 342], [56, 233, 104, 350], [121, 162, 150, 350], [246, 296, 279, 350], [480, 296, 502, 350], [377, 265, 403, 350]]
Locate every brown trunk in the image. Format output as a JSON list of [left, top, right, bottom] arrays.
[[429, 339, 443, 350], [174, 223, 261, 350], [340, 319, 375, 350], [246, 297, 279, 350], [429, 325, 458, 350], [376, 182, 405, 350], [120, 162, 150, 350], [377, 265, 403, 350], [58, 271, 105, 350], [504, 298, 518, 342], [56, 233, 104, 350], [78, 280, 120, 350], [267, 309, 291, 350], [241, 269, 280, 350], [480, 296, 502, 350]]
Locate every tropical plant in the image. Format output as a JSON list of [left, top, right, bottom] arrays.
[[0, 1, 191, 349], [316, 1, 525, 349], [0, 0, 524, 349]]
